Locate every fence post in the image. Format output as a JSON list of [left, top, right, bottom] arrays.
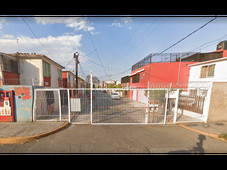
[[164, 83, 172, 124], [145, 81, 150, 123], [67, 89, 71, 123], [203, 82, 213, 123], [90, 70, 93, 124], [58, 89, 62, 122], [164, 89, 168, 124], [173, 89, 180, 124], [32, 88, 37, 122]]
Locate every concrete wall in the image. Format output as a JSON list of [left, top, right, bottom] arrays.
[[50, 63, 61, 88], [1, 85, 33, 122], [207, 82, 227, 122], [130, 62, 195, 88], [19, 59, 43, 86], [189, 59, 227, 82], [20, 58, 63, 88]]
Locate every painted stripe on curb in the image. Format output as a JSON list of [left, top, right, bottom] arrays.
[[178, 123, 227, 143], [0, 109, 79, 145], [0, 121, 69, 144]]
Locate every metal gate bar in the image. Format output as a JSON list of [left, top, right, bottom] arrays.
[[32, 82, 212, 124]]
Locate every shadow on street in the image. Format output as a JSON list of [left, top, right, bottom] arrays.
[[168, 134, 206, 154]]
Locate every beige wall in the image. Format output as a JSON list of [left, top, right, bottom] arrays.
[[19, 59, 43, 86], [208, 82, 227, 122]]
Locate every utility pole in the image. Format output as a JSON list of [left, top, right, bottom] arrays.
[[110, 63, 112, 80], [74, 52, 79, 89]]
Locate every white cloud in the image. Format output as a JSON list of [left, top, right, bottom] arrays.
[[111, 22, 122, 27], [34, 17, 95, 33], [121, 17, 133, 24], [0, 34, 85, 69], [0, 17, 6, 30], [111, 17, 133, 29]]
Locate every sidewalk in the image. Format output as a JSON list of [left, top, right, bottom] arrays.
[[1, 120, 227, 145], [179, 121, 227, 142], [0, 121, 69, 144]]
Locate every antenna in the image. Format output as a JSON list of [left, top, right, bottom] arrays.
[[16, 38, 20, 52]]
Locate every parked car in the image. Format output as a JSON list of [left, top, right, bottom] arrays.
[[111, 92, 120, 100]]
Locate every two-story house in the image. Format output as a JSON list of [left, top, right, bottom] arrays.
[[0, 52, 64, 88]]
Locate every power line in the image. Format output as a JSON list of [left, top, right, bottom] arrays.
[[64, 57, 74, 67], [21, 17, 58, 62], [112, 16, 218, 77], [155, 16, 217, 55], [78, 62, 85, 78], [112, 17, 146, 63], [85, 21, 109, 79]]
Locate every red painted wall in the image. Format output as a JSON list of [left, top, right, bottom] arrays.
[[43, 77, 51, 87], [58, 80, 63, 87], [2, 71, 20, 85], [62, 72, 68, 88], [212, 49, 227, 58], [62, 72, 67, 79], [130, 62, 197, 88]]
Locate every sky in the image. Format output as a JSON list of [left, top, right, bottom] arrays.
[[0, 16, 227, 82]]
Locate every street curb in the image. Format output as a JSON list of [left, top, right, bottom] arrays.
[[178, 123, 227, 143], [0, 121, 70, 145]]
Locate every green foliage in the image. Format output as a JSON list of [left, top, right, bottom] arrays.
[[115, 84, 122, 88], [218, 133, 227, 140], [144, 90, 166, 100], [107, 83, 115, 88]]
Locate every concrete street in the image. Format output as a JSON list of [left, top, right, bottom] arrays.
[[1, 124, 227, 153], [72, 90, 164, 124]]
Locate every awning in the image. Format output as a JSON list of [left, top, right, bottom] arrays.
[[129, 68, 145, 76]]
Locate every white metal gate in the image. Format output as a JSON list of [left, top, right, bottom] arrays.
[[91, 88, 168, 125], [33, 82, 212, 125]]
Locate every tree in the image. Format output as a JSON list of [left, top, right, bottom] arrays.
[[86, 75, 100, 86], [115, 84, 122, 88]]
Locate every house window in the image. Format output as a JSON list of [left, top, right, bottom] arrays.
[[2, 57, 19, 73], [121, 76, 130, 84], [11, 60, 19, 73], [132, 74, 140, 83], [207, 64, 215, 77], [43, 61, 51, 78], [58, 69, 62, 80], [200, 64, 215, 78]]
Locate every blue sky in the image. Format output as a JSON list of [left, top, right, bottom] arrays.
[[0, 16, 226, 82]]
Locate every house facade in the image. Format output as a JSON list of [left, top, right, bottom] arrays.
[[62, 70, 75, 88], [188, 57, 227, 83], [187, 57, 227, 122], [0, 53, 20, 86], [0, 52, 64, 88], [123, 41, 227, 89]]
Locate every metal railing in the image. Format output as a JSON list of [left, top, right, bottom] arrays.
[[32, 82, 212, 125]]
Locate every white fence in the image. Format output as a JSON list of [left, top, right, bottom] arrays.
[[32, 82, 212, 125]]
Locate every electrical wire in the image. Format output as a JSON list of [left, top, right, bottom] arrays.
[[63, 57, 74, 67], [154, 16, 217, 56], [112, 16, 218, 77], [21, 17, 58, 62], [81, 17, 109, 79]]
